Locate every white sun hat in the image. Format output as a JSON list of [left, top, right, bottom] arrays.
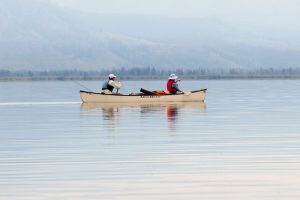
[[168, 74, 178, 80], [108, 74, 117, 78]]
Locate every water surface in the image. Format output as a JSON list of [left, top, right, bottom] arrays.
[[1, 80, 300, 200]]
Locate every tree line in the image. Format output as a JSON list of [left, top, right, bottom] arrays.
[[1, 67, 300, 81]]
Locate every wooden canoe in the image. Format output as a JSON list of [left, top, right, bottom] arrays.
[[80, 89, 207, 103]]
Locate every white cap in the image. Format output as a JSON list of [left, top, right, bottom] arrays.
[[108, 74, 117, 78], [168, 74, 178, 80]]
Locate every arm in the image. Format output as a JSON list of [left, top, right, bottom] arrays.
[[172, 83, 182, 92], [108, 80, 121, 89]]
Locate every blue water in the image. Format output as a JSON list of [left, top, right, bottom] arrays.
[[1, 80, 300, 200]]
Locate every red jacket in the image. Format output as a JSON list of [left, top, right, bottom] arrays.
[[167, 79, 177, 94]]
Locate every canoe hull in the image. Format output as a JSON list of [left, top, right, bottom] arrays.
[[80, 89, 206, 103]]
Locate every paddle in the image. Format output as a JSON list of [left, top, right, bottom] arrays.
[[184, 91, 192, 96], [116, 81, 121, 94]]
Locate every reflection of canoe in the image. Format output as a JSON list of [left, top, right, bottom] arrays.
[[80, 89, 207, 103], [81, 102, 206, 112]]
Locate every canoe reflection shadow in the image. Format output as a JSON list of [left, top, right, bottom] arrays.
[[81, 102, 206, 131]]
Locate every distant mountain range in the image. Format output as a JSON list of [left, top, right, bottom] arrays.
[[1, 0, 300, 71]]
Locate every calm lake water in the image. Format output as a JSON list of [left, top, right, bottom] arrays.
[[1, 80, 300, 200]]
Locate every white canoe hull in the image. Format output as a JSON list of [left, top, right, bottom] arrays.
[[80, 89, 207, 103]]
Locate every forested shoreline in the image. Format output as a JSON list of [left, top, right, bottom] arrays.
[[1, 67, 300, 81]]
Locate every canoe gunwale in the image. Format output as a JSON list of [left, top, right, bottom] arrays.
[[80, 89, 207, 103], [79, 89, 207, 97]]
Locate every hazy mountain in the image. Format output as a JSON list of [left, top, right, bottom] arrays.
[[1, 0, 300, 70]]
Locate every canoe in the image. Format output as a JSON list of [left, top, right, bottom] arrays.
[[80, 89, 207, 103]]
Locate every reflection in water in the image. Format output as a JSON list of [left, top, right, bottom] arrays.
[[102, 107, 116, 120], [81, 102, 206, 113], [167, 105, 179, 132], [81, 102, 206, 133]]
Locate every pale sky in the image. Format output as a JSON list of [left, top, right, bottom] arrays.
[[47, 0, 299, 19], [46, 0, 300, 41]]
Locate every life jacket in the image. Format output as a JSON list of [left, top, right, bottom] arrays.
[[153, 90, 167, 95], [167, 79, 177, 94], [102, 80, 114, 92]]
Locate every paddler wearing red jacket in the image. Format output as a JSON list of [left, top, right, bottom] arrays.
[[166, 74, 183, 94]]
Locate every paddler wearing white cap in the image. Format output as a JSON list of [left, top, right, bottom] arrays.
[[166, 74, 183, 94], [101, 74, 122, 94]]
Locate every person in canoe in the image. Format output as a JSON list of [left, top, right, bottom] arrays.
[[167, 74, 183, 94], [101, 74, 122, 94]]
